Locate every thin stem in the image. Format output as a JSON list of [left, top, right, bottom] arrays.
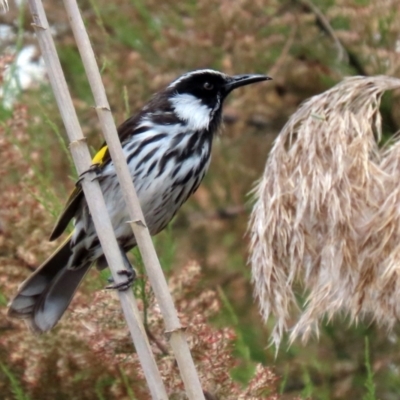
[[62, 1, 205, 398], [26, 1, 168, 398]]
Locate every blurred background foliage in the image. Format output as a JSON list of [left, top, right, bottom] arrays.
[[1, 0, 400, 399]]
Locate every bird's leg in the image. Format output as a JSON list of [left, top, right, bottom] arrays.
[[76, 163, 102, 187], [105, 248, 136, 291]]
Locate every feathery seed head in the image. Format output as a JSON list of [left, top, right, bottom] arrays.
[[249, 75, 400, 350], [0, 0, 8, 13]]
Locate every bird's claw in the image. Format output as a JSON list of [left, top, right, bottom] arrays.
[[105, 269, 136, 291], [76, 163, 102, 187]]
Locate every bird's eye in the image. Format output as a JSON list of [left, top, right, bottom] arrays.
[[203, 82, 214, 90]]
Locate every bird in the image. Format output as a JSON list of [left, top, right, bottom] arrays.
[[7, 69, 271, 333]]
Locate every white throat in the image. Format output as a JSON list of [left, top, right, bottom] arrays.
[[170, 93, 212, 131]]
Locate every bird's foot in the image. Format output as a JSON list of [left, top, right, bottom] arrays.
[[106, 268, 137, 291], [76, 163, 102, 187]]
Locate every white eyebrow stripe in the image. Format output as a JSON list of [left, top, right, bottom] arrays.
[[168, 69, 227, 88]]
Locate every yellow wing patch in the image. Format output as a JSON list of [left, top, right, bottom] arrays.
[[92, 145, 108, 165]]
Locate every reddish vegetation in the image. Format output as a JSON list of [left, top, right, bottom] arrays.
[[2, 0, 400, 398], [0, 104, 278, 399]]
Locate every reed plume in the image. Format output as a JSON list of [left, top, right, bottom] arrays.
[[249, 76, 400, 348]]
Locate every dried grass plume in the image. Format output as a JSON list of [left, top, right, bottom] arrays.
[[249, 75, 400, 349], [0, 0, 8, 13]]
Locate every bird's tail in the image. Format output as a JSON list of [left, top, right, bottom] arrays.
[[7, 237, 92, 333]]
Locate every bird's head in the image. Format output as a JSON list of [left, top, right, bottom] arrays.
[[163, 69, 271, 132]]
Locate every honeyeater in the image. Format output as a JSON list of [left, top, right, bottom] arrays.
[[8, 69, 270, 332]]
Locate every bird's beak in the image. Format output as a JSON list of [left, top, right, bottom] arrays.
[[224, 74, 272, 93]]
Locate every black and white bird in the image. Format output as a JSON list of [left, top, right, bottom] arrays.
[[8, 69, 270, 332]]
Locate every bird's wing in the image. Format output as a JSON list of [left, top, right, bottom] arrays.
[[49, 144, 110, 241], [49, 113, 144, 241]]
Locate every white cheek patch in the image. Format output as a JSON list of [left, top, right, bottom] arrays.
[[170, 93, 212, 131]]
